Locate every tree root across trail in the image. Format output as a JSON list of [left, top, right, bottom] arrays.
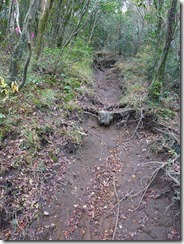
[[19, 67, 180, 240]]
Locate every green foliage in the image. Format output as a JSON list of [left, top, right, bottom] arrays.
[[27, 75, 43, 85], [149, 79, 163, 100], [20, 128, 40, 151], [44, 47, 62, 57], [35, 162, 47, 173], [68, 37, 93, 61], [62, 99, 81, 113], [32, 88, 57, 111], [48, 151, 58, 163], [159, 108, 175, 119], [40, 89, 57, 105], [136, 45, 156, 80], [32, 48, 63, 75], [132, 0, 146, 8], [117, 57, 148, 108], [0, 77, 11, 97], [99, 1, 118, 13], [0, 124, 14, 142], [20, 125, 54, 151], [165, 50, 180, 83], [63, 123, 86, 145], [64, 38, 93, 81], [0, 113, 5, 121]]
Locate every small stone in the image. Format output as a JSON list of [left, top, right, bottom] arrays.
[[43, 211, 49, 216], [50, 223, 56, 229]]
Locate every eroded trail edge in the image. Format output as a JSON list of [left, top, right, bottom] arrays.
[[28, 67, 180, 240]]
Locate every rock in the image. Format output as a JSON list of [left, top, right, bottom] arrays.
[[98, 110, 114, 126]]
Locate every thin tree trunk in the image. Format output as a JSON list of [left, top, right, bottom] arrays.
[[19, 35, 32, 90], [149, 0, 178, 100], [88, 10, 100, 44]]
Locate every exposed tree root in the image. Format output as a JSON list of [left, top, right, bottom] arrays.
[[83, 111, 98, 118], [83, 106, 157, 130], [154, 127, 180, 145], [157, 122, 180, 135]]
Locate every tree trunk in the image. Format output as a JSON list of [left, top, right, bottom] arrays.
[[9, 0, 38, 82], [88, 10, 100, 44], [149, 0, 178, 100], [35, 0, 55, 60]]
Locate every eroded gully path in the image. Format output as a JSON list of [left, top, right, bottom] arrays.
[[28, 68, 179, 240]]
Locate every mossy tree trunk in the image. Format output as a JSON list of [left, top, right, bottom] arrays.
[[35, 0, 55, 60], [149, 0, 178, 100]]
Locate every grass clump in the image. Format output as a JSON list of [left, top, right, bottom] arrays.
[[62, 122, 86, 145]]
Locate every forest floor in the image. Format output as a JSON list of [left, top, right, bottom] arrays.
[[0, 59, 181, 240]]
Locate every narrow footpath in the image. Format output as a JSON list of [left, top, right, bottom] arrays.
[[27, 67, 180, 240]]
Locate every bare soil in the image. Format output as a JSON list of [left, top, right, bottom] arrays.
[[3, 67, 180, 240]]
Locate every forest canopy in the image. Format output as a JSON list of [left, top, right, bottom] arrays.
[[0, 0, 180, 96]]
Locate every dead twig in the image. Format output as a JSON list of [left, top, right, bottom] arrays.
[[157, 122, 180, 135], [154, 127, 180, 145], [142, 161, 167, 165], [164, 198, 175, 216], [143, 156, 180, 187], [104, 188, 134, 219], [112, 175, 120, 240], [83, 111, 98, 118], [124, 108, 144, 142], [135, 162, 168, 209], [120, 162, 168, 208], [166, 171, 180, 186], [173, 155, 180, 162]]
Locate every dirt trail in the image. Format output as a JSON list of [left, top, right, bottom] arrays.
[[27, 68, 180, 240]]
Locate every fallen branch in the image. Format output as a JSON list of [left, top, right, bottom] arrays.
[[166, 171, 180, 186], [112, 176, 120, 240], [104, 189, 134, 218], [142, 161, 167, 165], [135, 162, 168, 209]]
